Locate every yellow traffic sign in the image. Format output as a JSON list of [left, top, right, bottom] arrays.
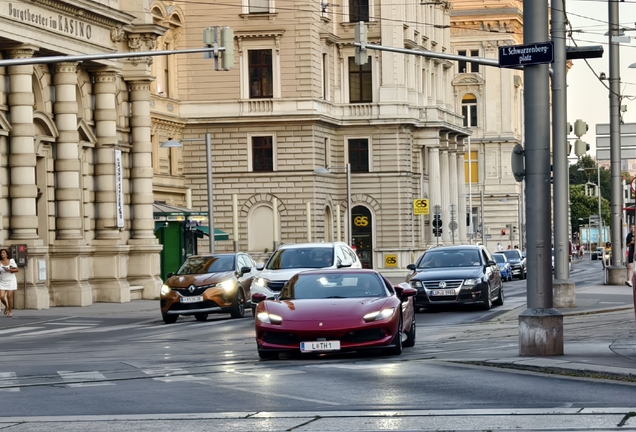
[[413, 199, 429, 215], [384, 254, 398, 267]]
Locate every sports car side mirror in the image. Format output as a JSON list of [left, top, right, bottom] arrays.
[[394, 283, 417, 299], [406, 264, 416, 271]]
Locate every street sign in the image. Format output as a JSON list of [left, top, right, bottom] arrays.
[[498, 42, 554, 68], [433, 204, 442, 215], [384, 254, 397, 267], [449, 221, 458, 231], [413, 199, 429, 215]]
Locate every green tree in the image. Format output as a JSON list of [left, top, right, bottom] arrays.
[[570, 184, 610, 233], [569, 155, 610, 202]]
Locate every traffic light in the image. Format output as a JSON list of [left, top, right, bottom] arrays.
[[354, 21, 368, 66], [221, 26, 234, 70], [203, 26, 215, 45], [501, 229, 506, 235], [574, 139, 589, 156], [433, 214, 442, 237], [513, 226, 517, 233], [573, 119, 589, 137]]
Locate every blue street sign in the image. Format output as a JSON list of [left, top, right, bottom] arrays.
[[498, 42, 554, 68]]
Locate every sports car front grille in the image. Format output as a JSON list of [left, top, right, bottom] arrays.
[[422, 280, 463, 290], [262, 332, 302, 345], [262, 329, 387, 345], [341, 329, 386, 343]]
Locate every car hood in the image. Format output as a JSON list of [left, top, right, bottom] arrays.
[[411, 267, 483, 280], [263, 297, 390, 324], [166, 271, 235, 288], [256, 268, 325, 282]]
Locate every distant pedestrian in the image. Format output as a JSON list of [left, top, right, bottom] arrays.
[[626, 225, 635, 287], [496, 243, 503, 252], [507, 245, 511, 250], [0, 249, 18, 318]]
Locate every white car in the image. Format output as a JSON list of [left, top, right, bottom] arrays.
[[249, 242, 362, 315]]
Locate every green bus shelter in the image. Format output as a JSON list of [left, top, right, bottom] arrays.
[[153, 202, 230, 281]]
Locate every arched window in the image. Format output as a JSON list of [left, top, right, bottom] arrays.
[[248, 205, 275, 251], [461, 94, 478, 127]]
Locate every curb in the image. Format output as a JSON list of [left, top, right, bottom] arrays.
[[449, 360, 636, 383], [495, 304, 634, 322]]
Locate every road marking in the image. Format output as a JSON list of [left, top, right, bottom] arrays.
[[82, 323, 151, 333], [0, 327, 44, 335], [47, 321, 100, 326], [213, 384, 341, 406], [0, 372, 19, 392], [141, 367, 208, 383], [57, 371, 115, 387], [20, 326, 92, 336]]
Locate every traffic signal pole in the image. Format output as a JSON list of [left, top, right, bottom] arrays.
[[518, 0, 563, 356], [551, 0, 575, 308]]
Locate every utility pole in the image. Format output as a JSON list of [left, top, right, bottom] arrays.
[[518, 0, 563, 356], [551, 0, 575, 308], [607, 0, 626, 284]]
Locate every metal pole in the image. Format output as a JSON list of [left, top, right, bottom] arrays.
[[480, 188, 485, 244], [551, 0, 570, 282], [468, 137, 473, 243], [609, 0, 623, 267], [205, 133, 215, 254], [598, 166, 603, 245], [518, 0, 562, 356], [347, 163, 352, 245]]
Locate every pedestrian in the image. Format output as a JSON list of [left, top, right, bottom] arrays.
[[626, 224, 635, 287], [507, 245, 511, 250], [496, 243, 503, 252], [0, 248, 18, 317]]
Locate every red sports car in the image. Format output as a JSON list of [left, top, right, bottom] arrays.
[[254, 269, 417, 359]]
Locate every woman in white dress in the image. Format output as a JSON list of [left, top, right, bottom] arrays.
[[0, 249, 18, 318]]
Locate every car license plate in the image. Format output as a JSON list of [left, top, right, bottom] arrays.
[[430, 289, 455, 296], [300, 341, 340, 352], [180, 295, 203, 304]]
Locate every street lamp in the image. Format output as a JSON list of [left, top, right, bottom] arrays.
[[161, 133, 215, 253], [314, 163, 351, 245], [578, 165, 603, 245]]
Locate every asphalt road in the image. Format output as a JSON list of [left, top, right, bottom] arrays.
[[1, 260, 634, 420]]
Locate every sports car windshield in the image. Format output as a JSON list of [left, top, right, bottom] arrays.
[[279, 273, 387, 300], [176, 255, 235, 275], [266, 247, 334, 270], [417, 250, 482, 269]]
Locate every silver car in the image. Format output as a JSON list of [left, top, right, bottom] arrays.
[[249, 242, 362, 316]]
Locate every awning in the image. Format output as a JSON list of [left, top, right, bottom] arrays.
[[193, 226, 230, 241], [153, 202, 208, 221]]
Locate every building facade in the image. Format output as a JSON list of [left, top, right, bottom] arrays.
[[450, 0, 525, 252], [0, 0, 164, 308], [152, 0, 479, 272]]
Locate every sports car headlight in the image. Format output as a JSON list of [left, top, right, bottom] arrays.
[[363, 308, 396, 322], [219, 279, 235, 291], [161, 284, 171, 295], [257, 312, 283, 324], [463, 278, 480, 287], [254, 277, 268, 288], [410, 280, 423, 288]]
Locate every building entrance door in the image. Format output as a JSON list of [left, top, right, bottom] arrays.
[[352, 206, 373, 268]]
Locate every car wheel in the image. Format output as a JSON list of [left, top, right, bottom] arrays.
[[403, 315, 416, 348], [230, 289, 245, 319], [493, 286, 504, 306], [522, 269, 527, 280], [194, 313, 208, 321], [384, 318, 403, 356], [481, 288, 492, 310], [162, 313, 178, 324]]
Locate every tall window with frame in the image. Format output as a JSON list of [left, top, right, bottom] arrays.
[[249, 49, 273, 99], [252, 136, 274, 172], [348, 138, 369, 173], [461, 94, 478, 127], [249, 0, 269, 13], [457, 50, 480, 74], [348, 57, 372, 103], [464, 150, 478, 184], [349, 0, 369, 22]]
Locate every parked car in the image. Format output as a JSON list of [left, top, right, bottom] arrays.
[[493, 253, 513, 281], [250, 242, 362, 315], [406, 245, 504, 311], [160, 253, 259, 324], [501, 249, 526, 279], [254, 269, 416, 359]]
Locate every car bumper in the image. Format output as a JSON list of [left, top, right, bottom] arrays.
[[160, 289, 236, 315], [414, 285, 488, 308]]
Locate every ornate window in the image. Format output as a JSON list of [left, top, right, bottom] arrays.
[[348, 138, 369, 173], [464, 150, 478, 184], [348, 57, 372, 103], [249, 49, 273, 98], [458, 50, 480, 74], [349, 0, 369, 22], [461, 93, 478, 127], [251, 136, 274, 172]]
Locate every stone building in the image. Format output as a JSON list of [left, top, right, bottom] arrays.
[[450, 0, 525, 252], [0, 0, 165, 308], [152, 0, 477, 272]]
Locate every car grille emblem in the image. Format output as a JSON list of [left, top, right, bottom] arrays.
[[438, 281, 447, 288], [188, 285, 196, 293]]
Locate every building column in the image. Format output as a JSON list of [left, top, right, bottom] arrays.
[[448, 143, 459, 244], [457, 139, 468, 243], [439, 134, 451, 244], [8, 48, 38, 240], [53, 62, 83, 240], [125, 78, 162, 299], [427, 146, 442, 245], [93, 70, 121, 240]]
